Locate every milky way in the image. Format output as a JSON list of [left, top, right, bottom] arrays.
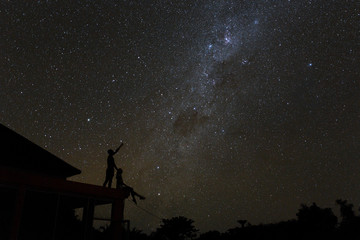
[[1, 0, 360, 233]]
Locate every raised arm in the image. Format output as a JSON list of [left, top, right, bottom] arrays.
[[114, 142, 124, 155]]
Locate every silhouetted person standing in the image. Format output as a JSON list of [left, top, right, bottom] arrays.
[[103, 143, 123, 188]]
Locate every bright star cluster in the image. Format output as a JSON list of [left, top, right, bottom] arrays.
[[1, 0, 359, 233]]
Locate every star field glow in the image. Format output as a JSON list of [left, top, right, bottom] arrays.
[[1, 0, 359, 234]]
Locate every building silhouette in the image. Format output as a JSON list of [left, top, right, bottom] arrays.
[[0, 123, 130, 240]]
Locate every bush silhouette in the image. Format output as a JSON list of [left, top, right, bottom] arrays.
[[296, 202, 337, 231], [153, 216, 198, 240]]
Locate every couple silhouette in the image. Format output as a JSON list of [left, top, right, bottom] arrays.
[[103, 143, 145, 204], [102, 143, 123, 188]]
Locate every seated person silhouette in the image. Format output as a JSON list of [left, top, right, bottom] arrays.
[[103, 143, 123, 188], [116, 168, 145, 204]]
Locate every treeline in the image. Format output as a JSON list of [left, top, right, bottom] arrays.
[[112, 199, 360, 240]]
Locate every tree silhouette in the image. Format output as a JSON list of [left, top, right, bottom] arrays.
[[296, 202, 337, 231], [336, 199, 360, 237], [336, 199, 355, 221], [153, 216, 198, 240], [237, 220, 247, 228]]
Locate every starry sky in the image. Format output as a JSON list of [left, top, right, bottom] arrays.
[[1, 0, 360, 233]]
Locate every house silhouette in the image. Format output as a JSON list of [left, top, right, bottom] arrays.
[[0, 124, 130, 240]]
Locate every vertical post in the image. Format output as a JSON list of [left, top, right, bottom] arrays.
[[10, 186, 26, 240], [83, 198, 95, 240], [111, 199, 125, 240], [51, 194, 60, 240]]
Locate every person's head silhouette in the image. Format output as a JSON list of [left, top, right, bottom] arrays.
[[108, 149, 114, 155]]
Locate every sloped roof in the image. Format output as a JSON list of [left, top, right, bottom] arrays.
[[0, 123, 81, 178]]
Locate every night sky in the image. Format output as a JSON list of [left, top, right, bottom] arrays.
[[1, 0, 360, 233]]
